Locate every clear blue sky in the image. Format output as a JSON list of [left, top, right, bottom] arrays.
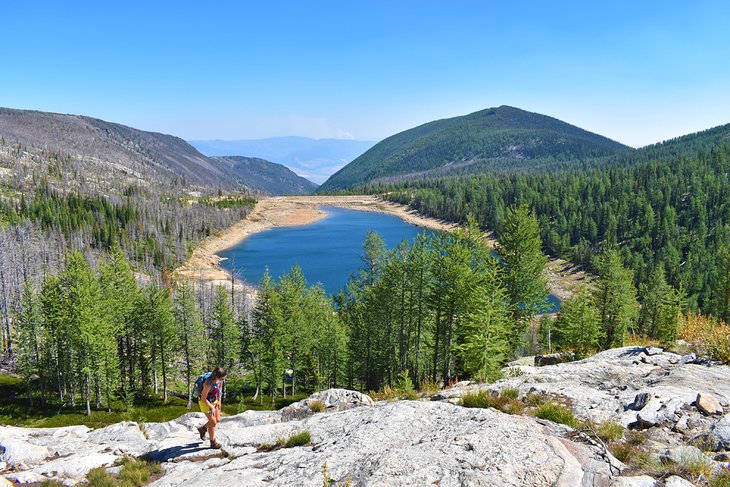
[[2, 1, 729, 147]]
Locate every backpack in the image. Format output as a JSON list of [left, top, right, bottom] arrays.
[[191, 372, 212, 404]]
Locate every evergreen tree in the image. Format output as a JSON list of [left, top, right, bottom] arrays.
[[456, 257, 510, 381], [61, 251, 102, 415], [210, 285, 238, 370], [146, 286, 176, 402], [173, 283, 205, 408], [593, 250, 639, 348], [16, 280, 44, 404], [553, 287, 602, 356], [639, 266, 685, 345], [711, 244, 730, 324], [497, 205, 549, 353]]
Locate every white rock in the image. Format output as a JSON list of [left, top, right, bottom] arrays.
[[661, 445, 710, 467], [665, 475, 696, 487], [32, 452, 119, 481], [708, 413, 730, 451], [150, 400, 619, 487], [611, 475, 657, 486], [0, 475, 14, 487], [0, 437, 50, 469]]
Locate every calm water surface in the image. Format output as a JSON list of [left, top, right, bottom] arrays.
[[218, 206, 560, 310]]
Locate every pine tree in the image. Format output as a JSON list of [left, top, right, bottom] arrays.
[[593, 250, 639, 348], [173, 283, 205, 408], [146, 286, 176, 402], [554, 287, 602, 357], [16, 280, 44, 404], [456, 257, 510, 381], [210, 285, 238, 370], [497, 205, 549, 354], [60, 252, 102, 416]]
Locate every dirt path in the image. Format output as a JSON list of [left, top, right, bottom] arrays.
[[173, 195, 586, 300]]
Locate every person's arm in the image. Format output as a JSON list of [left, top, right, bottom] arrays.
[[201, 380, 214, 411]]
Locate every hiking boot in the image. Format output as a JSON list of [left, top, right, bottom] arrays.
[[210, 439, 222, 449], [197, 425, 207, 440]]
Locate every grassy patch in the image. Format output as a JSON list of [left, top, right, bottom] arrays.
[[500, 387, 519, 400], [608, 442, 640, 463], [285, 431, 311, 447], [596, 421, 624, 442], [308, 400, 325, 413], [462, 390, 523, 415], [532, 402, 579, 428], [260, 431, 311, 451], [87, 458, 161, 487]]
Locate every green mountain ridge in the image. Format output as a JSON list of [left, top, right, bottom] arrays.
[[318, 106, 630, 191]]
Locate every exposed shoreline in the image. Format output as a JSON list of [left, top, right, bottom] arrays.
[[173, 195, 586, 301]]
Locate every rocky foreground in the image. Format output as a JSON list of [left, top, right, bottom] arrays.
[[1, 347, 729, 486]]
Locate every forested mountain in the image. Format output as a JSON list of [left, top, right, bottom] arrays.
[[377, 129, 730, 318], [212, 156, 318, 195], [317, 106, 629, 191]]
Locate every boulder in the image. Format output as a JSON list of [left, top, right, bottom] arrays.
[[611, 475, 656, 486], [631, 392, 652, 411], [0, 476, 13, 487], [280, 388, 374, 422], [636, 397, 684, 428], [696, 393, 724, 415], [32, 453, 118, 482], [0, 437, 50, 469], [535, 353, 563, 366], [644, 347, 663, 356], [660, 445, 711, 467], [707, 413, 730, 451], [665, 476, 695, 487]]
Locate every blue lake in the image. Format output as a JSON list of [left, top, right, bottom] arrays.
[[218, 206, 560, 310]]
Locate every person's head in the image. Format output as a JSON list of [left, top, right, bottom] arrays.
[[212, 367, 227, 383]]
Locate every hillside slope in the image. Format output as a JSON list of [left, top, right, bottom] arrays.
[[212, 156, 318, 195], [318, 105, 629, 191], [0, 108, 236, 189]]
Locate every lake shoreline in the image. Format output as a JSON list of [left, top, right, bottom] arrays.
[[173, 195, 458, 293], [173, 195, 586, 302]]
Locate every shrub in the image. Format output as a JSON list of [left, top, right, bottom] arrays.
[[286, 431, 311, 448], [711, 468, 730, 487], [419, 379, 442, 396], [597, 421, 624, 442], [462, 390, 505, 409], [608, 442, 639, 464], [680, 312, 730, 364], [309, 400, 325, 413], [462, 390, 522, 415], [533, 403, 579, 428], [625, 429, 647, 446], [524, 392, 549, 407]]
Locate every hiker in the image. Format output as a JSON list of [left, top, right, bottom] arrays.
[[196, 367, 227, 449]]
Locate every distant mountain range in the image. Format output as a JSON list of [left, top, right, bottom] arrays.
[[189, 137, 376, 185], [317, 106, 630, 191], [0, 108, 316, 196], [212, 156, 318, 195]]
